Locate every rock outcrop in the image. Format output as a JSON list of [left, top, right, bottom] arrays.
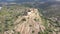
[[14, 8, 45, 34]]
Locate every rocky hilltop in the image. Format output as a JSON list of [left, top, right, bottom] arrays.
[[14, 8, 45, 34]]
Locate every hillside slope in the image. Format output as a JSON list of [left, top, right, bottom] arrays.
[[0, 6, 60, 34]]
